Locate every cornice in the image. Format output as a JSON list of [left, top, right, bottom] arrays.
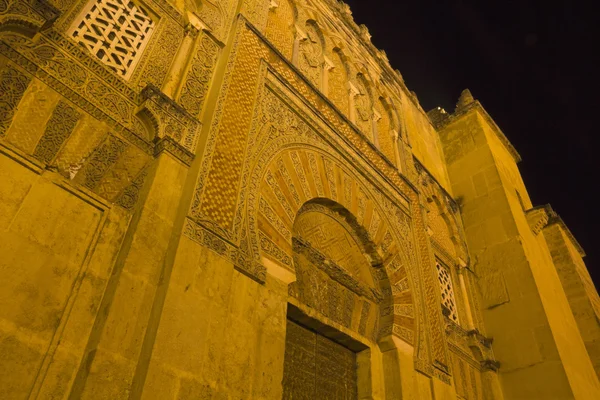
[[533, 204, 586, 257], [242, 17, 419, 201], [525, 206, 551, 236], [413, 157, 459, 212], [435, 101, 521, 163]]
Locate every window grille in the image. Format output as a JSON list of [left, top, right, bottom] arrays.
[[436, 259, 459, 323], [69, 0, 155, 79]]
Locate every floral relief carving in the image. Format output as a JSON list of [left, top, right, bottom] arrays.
[[327, 49, 349, 115], [186, 21, 428, 352], [179, 33, 220, 117], [241, 0, 271, 31], [0, 0, 502, 387], [0, 0, 59, 30], [354, 75, 373, 140], [265, 169, 295, 221], [33, 100, 81, 164], [307, 151, 324, 196], [137, 19, 182, 89], [260, 230, 293, 267], [239, 83, 419, 344], [276, 156, 301, 205], [299, 22, 323, 88], [2, 34, 136, 126], [259, 195, 292, 241], [0, 64, 31, 135], [46, 0, 77, 13], [289, 150, 311, 199], [323, 157, 337, 199], [116, 165, 149, 210], [184, 217, 266, 282], [198, 0, 222, 35], [74, 134, 128, 190]]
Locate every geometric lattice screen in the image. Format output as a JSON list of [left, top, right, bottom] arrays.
[[436, 259, 460, 323], [69, 0, 155, 79]]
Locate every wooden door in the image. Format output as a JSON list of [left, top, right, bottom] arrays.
[[282, 319, 358, 399]]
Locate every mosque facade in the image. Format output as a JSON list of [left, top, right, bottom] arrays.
[[0, 0, 599, 398]]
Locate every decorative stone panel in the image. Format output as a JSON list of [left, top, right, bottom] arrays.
[[33, 100, 81, 164], [137, 84, 200, 163], [0, 0, 60, 33], [178, 32, 220, 117], [0, 63, 31, 136]]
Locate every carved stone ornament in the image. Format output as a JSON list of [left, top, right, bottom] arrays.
[[293, 236, 383, 304], [299, 23, 323, 86], [301, 26, 322, 68], [0, 64, 31, 136], [355, 78, 371, 122], [179, 33, 220, 117], [184, 217, 267, 283], [116, 165, 149, 210], [33, 100, 81, 164], [359, 24, 371, 42], [481, 359, 501, 372], [137, 84, 201, 164], [0, 0, 60, 33]]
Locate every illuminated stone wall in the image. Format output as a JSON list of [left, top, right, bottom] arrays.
[[0, 1, 597, 399]]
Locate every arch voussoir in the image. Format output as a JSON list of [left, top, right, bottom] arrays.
[[251, 142, 417, 345]]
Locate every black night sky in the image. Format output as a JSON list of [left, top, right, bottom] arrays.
[[343, 0, 598, 288]]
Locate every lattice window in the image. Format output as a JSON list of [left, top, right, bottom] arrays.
[[436, 259, 460, 323], [69, 0, 155, 79]]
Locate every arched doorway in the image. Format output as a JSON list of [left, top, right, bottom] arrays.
[[243, 130, 419, 396], [282, 200, 388, 399]]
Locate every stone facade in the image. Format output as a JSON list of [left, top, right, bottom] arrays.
[[0, 1, 598, 399]]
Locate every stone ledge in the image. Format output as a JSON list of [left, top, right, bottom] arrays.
[[430, 94, 521, 164]]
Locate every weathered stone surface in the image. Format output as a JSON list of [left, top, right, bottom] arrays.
[[0, 1, 597, 399]]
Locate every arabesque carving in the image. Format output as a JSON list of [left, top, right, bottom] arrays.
[[138, 84, 200, 156], [354, 74, 373, 140], [298, 21, 323, 88], [116, 164, 149, 210], [179, 32, 220, 117], [232, 81, 418, 345], [33, 99, 81, 164], [0, 0, 60, 33], [0, 63, 31, 135], [264, 0, 296, 59]]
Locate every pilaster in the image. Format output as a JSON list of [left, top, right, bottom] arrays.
[[542, 212, 600, 380], [69, 87, 195, 399]]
